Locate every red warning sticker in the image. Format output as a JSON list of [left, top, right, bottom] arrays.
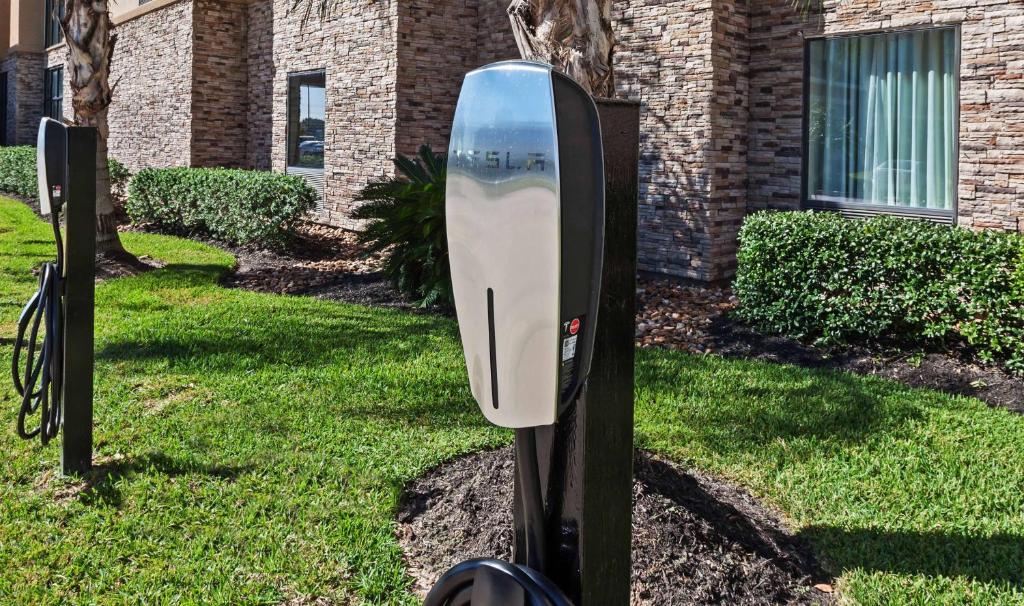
[[569, 318, 581, 335]]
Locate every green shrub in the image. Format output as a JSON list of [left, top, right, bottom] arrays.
[[126, 167, 317, 246], [108, 158, 130, 207], [0, 146, 40, 198], [0, 145, 130, 203], [353, 145, 450, 308], [735, 211, 1024, 374]]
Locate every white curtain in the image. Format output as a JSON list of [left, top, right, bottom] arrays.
[[807, 28, 958, 210]]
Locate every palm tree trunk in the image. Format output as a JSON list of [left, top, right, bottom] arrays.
[[507, 0, 616, 98], [60, 0, 125, 255]]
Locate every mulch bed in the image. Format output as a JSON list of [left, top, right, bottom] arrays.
[[709, 318, 1024, 414], [397, 447, 834, 605], [210, 223, 421, 310], [634, 276, 1022, 413]]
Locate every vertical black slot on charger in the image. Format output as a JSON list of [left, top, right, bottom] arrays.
[[487, 288, 499, 409]]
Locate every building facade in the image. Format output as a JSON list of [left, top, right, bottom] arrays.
[[2, 0, 1022, 282]]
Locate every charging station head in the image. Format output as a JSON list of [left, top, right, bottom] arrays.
[[37, 118, 68, 217], [447, 61, 605, 429]]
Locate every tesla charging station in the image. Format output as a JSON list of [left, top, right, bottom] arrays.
[[11, 118, 97, 475], [427, 61, 639, 605]]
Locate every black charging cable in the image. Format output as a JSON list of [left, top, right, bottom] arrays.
[[515, 427, 547, 574], [11, 212, 65, 445], [424, 427, 572, 606]]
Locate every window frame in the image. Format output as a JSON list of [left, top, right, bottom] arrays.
[[800, 25, 962, 224], [44, 0, 64, 48], [285, 69, 327, 172], [43, 66, 63, 121]]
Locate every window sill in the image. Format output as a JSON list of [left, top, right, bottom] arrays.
[[804, 198, 956, 224]]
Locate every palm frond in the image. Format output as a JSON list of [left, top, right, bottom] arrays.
[[354, 145, 451, 308]]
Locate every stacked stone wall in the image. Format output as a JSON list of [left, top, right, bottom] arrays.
[[2, 51, 44, 145], [613, 0, 718, 278], [706, 0, 749, 279], [246, 0, 274, 171], [476, 0, 519, 65], [192, 0, 249, 168], [107, 0, 194, 171], [396, 0, 479, 157], [748, 0, 1024, 233]]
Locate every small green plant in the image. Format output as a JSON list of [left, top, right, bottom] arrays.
[[108, 158, 130, 208], [735, 211, 1024, 374], [126, 167, 316, 246], [353, 145, 449, 308]]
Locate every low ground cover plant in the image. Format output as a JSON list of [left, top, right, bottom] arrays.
[[0, 145, 128, 201], [353, 145, 449, 307], [127, 167, 316, 246], [735, 211, 1024, 374]]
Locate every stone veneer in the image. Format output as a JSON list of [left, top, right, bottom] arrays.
[[106, 0, 195, 171], [749, 0, 1024, 234], [476, 0, 752, 280], [191, 0, 249, 168], [2, 50, 45, 145], [395, 0, 479, 157], [246, 0, 400, 227]]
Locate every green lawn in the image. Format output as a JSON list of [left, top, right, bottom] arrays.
[[1, 197, 1021, 605]]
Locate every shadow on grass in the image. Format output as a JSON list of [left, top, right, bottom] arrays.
[[95, 299, 458, 372], [637, 351, 925, 449], [801, 525, 1024, 588], [74, 452, 251, 508]]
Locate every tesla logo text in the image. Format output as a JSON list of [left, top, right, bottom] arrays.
[[450, 150, 547, 172]]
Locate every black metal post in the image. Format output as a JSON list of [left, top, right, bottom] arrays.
[[61, 127, 96, 476], [514, 100, 640, 605]]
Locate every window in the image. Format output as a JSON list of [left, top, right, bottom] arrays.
[[287, 71, 326, 170], [804, 28, 959, 216], [44, 67, 63, 121], [45, 0, 64, 47]]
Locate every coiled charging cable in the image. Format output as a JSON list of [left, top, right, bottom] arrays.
[[11, 212, 65, 444]]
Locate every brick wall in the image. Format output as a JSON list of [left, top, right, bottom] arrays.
[[191, 0, 249, 168], [396, 0, 479, 156], [748, 0, 1024, 234], [244, 0, 399, 227], [107, 0, 194, 171], [2, 51, 44, 145], [246, 0, 274, 171], [476, 0, 518, 65], [614, 0, 718, 278]]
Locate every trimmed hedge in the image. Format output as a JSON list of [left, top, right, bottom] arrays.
[[126, 167, 316, 246], [735, 211, 1024, 374], [0, 146, 38, 198], [0, 145, 129, 201]]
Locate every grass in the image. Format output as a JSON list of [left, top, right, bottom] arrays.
[[0, 197, 1021, 604]]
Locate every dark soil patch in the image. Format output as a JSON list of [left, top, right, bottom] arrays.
[[149, 222, 423, 310], [96, 249, 163, 280], [709, 316, 1024, 414], [397, 447, 833, 605], [635, 274, 1022, 413]]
